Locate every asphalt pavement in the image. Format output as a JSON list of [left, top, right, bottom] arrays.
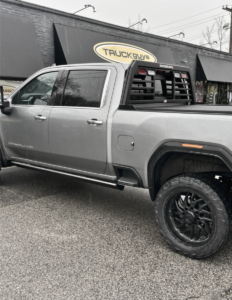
[[0, 166, 232, 300]]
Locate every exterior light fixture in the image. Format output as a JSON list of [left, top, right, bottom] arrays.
[[128, 18, 148, 28], [174, 73, 181, 78], [148, 70, 155, 76], [73, 4, 96, 15], [138, 69, 147, 75], [168, 32, 185, 39], [201, 41, 217, 46]]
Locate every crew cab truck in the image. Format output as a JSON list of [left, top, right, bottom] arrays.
[[0, 60, 232, 259]]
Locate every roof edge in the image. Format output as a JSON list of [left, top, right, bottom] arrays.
[[2, 0, 232, 58]]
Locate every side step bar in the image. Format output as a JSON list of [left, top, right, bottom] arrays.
[[12, 161, 121, 189]]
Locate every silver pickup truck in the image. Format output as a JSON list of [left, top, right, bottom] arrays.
[[1, 61, 232, 259]]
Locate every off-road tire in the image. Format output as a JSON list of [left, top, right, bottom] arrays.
[[155, 174, 230, 258]]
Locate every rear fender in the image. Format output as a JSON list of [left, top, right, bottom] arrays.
[[148, 141, 232, 200]]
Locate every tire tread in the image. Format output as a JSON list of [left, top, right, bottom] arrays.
[[155, 173, 230, 259]]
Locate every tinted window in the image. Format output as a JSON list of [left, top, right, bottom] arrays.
[[17, 72, 58, 106], [12, 92, 19, 104], [62, 70, 107, 107]]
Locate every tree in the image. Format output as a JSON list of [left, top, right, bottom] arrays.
[[128, 14, 151, 33], [215, 17, 230, 51], [200, 16, 229, 51], [200, 24, 216, 49]]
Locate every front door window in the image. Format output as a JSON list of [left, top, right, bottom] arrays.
[[13, 72, 58, 106]]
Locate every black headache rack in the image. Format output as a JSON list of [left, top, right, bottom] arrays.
[[120, 60, 195, 109]]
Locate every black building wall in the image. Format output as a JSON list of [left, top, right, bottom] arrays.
[[1, 0, 232, 81]]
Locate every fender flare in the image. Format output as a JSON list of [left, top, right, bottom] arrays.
[[148, 141, 232, 200]]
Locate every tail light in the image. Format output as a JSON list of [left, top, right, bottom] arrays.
[[148, 70, 155, 76], [181, 74, 188, 79], [138, 69, 147, 75]]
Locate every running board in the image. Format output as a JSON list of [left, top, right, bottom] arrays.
[[117, 177, 139, 187], [12, 161, 119, 188]]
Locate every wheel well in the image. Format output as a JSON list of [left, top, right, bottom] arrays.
[[150, 152, 231, 200], [0, 148, 13, 168]]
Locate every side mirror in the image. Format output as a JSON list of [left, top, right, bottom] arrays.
[[0, 86, 11, 115], [0, 86, 10, 107], [0, 86, 3, 106]]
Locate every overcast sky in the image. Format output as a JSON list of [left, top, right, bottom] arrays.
[[24, 0, 232, 52]]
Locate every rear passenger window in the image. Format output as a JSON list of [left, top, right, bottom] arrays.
[[62, 70, 107, 108]]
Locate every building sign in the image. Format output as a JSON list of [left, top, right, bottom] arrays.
[[54, 24, 175, 65], [94, 42, 157, 64]]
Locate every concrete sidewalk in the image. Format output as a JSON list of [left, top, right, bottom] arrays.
[[0, 167, 232, 300]]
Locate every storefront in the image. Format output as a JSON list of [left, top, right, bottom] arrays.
[[1, 0, 232, 104], [54, 24, 175, 65], [0, 9, 44, 97], [196, 55, 232, 105]]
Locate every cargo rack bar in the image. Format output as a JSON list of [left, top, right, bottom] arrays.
[[121, 60, 194, 107]]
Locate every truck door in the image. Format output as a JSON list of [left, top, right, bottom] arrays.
[[0, 71, 60, 164], [48, 66, 115, 174]]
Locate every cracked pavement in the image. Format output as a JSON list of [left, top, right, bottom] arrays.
[[0, 167, 232, 300]]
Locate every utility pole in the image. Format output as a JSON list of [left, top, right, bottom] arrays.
[[223, 6, 232, 53]]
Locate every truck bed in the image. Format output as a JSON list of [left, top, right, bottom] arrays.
[[134, 103, 232, 115]]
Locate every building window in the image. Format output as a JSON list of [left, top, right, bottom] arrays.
[[195, 81, 204, 103], [17, 72, 58, 106], [196, 81, 232, 105]]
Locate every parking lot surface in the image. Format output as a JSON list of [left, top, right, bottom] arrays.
[[0, 167, 232, 300]]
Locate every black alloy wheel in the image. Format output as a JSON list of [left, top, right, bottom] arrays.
[[155, 174, 230, 258], [165, 191, 214, 246]]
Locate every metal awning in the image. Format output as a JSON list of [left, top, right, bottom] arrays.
[[197, 54, 232, 83], [0, 12, 44, 80], [54, 24, 176, 65]]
